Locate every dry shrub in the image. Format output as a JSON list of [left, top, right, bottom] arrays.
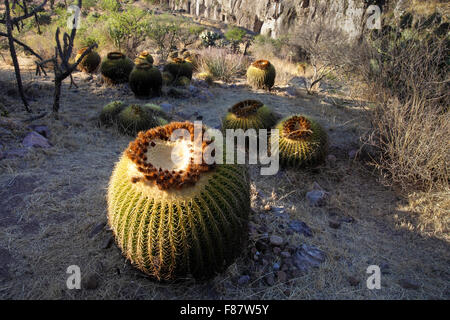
[[197, 47, 249, 83], [369, 97, 449, 192], [290, 16, 352, 93], [362, 28, 449, 193]]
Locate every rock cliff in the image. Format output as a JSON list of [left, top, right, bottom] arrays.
[[162, 0, 394, 40]]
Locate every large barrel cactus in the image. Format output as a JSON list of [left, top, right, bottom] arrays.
[[129, 62, 163, 98], [100, 52, 134, 84], [107, 122, 250, 280], [164, 57, 193, 80], [246, 59, 276, 90], [222, 99, 277, 131], [272, 115, 328, 168], [75, 47, 101, 73]]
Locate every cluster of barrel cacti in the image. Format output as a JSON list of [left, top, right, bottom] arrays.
[[163, 50, 194, 87], [100, 101, 169, 136]]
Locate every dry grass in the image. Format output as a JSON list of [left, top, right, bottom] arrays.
[[0, 63, 449, 299], [197, 47, 250, 83]]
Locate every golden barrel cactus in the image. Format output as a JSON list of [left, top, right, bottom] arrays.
[[246, 59, 276, 90], [100, 101, 126, 126], [129, 62, 163, 98], [107, 122, 250, 280], [222, 100, 277, 131], [136, 51, 154, 65], [272, 115, 328, 168], [116, 104, 160, 136], [75, 47, 101, 73], [164, 57, 193, 80], [100, 52, 134, 84]]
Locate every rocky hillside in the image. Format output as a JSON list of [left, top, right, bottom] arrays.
[[163, 0, 394, 39]]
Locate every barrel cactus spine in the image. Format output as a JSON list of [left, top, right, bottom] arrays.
[[246, 59, 276, 91], [164, 57, 193, 80], [129, 62, 163, 98], [100, 101, 126, 126], [100, 52, 134, 84], [75, 47, 101, 73], [222, 100, 277, 131], [273, 115, 328, 168], [107, 122, 250, 280], [116, 104, 160, 136]]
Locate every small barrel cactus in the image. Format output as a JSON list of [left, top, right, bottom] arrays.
[[222, 100, 276, 131], [272, 115, 328, 168], [162, 71, 174, 86], [129, 62, 163, 98], [246, 59, 276, 90], [136, 51, 154, 65], [164, 57, 193, 80], [116, 104, 161, 136], [100, 101, 126, 126], [174, 76, 191, 87], [107, 122, 250, 280], [100, 52, 134, 84], [75, 47, 101, 73]]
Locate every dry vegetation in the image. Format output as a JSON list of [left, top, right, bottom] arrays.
[[0, 0, 449, 300]]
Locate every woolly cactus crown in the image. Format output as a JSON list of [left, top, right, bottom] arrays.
[[230, 100, 264, 118], [282, 115, 313, 140], [125, 122, 215, 191], [252, 59, 271, 70], [107, 52, 125, 60]]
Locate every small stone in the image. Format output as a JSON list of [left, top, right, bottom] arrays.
[[28, 125, 50, 138], [265, 274, 275, 286], [327, 154, 337, 167], [273, 247, 281, 255], [23, 131, 51, 148], [89, 222, 106, 238], [288, 220, 313, 237], [269, 235, 284, 246], [281, 251, 291, 258], [306, 190, 328, 207], [349, 149, 358, 159], [102, 236, 114, 249], [277, 271, 287, 282], [160, 103, 174, 113], [273, 262, 280, 271], [238, 275, 250, 285], [329, 220, 341, 229], [82, 274, 99, 290], [341, 216, 355, 223], [347, 276, 360, 286], [398, 279, 419, 290], [286, 86, 298, 97], [188, 85, 199, 94]]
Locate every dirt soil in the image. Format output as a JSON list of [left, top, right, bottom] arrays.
[[0, 57, 449, 300]]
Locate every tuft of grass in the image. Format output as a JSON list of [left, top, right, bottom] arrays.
[[197, 48, 249, 83]]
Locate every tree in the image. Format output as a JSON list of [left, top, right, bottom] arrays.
[[0, 0, 48, 112], [36, 0, 97, 115], [292, 13, 349, 94]]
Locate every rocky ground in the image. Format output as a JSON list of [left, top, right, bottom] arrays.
[[0, 58, 449, 299]]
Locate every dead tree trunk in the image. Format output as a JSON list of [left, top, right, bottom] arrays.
[[4, 0, 30, 112], [37, 0, 97, 115], [0, 0, 48, 112]]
